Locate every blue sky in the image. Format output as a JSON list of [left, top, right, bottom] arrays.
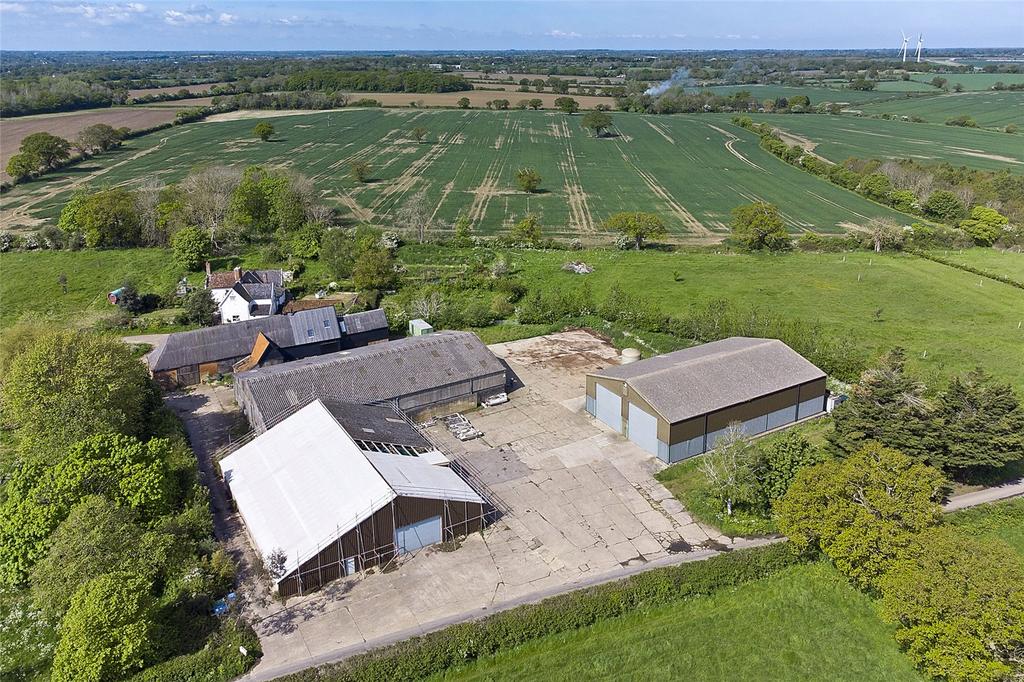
[[0, 1, 1020, 52]]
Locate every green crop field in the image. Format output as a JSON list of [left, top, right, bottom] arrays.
[[436, 563, 922, 682], [855, 91, 1024, 128], [743, 113, 1024, 170], [505, 248, 1024, 391], [910, 72, 1024, 91], [1, 109, 913, 239], [700, 84, 899, 104], [871, 80, 939, 92]]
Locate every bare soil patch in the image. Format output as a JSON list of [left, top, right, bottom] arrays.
[[1, 107, 181, 179]]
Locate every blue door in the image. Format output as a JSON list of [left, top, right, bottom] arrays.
[[395, 515, 442, 554]]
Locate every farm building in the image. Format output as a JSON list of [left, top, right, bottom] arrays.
[[220, 400, 488, 597], [234, 330, 507, 432], [585, 337, 827, 464], [147, 307, 388, 388], [206, 265, 287, 324]]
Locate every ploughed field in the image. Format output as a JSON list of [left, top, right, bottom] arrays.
[[1, 109, 911, 237], [748, 112, 1024, 171]]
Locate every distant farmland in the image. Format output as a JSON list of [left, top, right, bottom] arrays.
[[909, 72, 1024, 91], [854, 91, 1024, 128], [748, 113, 1024, 170], [0, 109, 913, 238]]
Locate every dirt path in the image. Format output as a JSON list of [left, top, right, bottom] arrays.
[[705, 123, 767, 171], [644, 119, 676, 145], [559, 119, 596, 233]]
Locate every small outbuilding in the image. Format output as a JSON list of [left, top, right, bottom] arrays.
[[586, 337, 827, 463], [234, 330, 507, 432], [220, 400, 488, 597]]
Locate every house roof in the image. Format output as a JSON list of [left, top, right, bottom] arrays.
[[235, 331, 506, 427], [148, 306, 340, 372], [233, 281, 281, 303], [323, 401, 430, 448], [341, 308, 389, 335], [220, 399, 483, 580], [590, 337, 826, 424], [208, 268, 284, 290]]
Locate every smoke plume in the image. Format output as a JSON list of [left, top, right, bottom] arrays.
[[645, 67, 694, 97]]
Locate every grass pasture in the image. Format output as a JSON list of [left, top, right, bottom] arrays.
[[506, 248, 1024, 391], [948, 498, 1024, 558], [437, 563, 921, 682], [748, 113, 1024, 170], [855, 91, 1024, 128], [910, 72, 1024, 91], [1, 109, 912, 238]]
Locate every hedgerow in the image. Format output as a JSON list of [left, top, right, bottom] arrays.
[[280, 542, 799, 682]]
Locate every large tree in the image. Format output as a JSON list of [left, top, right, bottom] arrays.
[[171, 226, 212, 271], [829, 348, 939, 465], [51, 572, 156, 682], [878, 527, 1024, 682], [580, 110, 613, 137], [76, 124, 121, 154], [253, 121, 274, 141], [776, 442, 946, 590], [1, 331, 158, 460], [730, 201, 791, 251], [603, 211, 666, 250], [352, 247, 399, 291], [933, 369, 1024, 473], [554, 96, 579, 114], [19, 132, 71, 169], [73, 188, 142, 247]]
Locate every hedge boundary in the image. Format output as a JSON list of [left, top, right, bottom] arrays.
[[280, 542, 800, 682], [909, 248, 1024, 290]]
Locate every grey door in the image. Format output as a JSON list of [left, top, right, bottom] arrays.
[[595, 383, 623, 432], [395, 515, 442, 554], [627, 402, 659, 455]]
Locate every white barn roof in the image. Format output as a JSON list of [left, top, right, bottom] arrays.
[[220, 399, 484, 580]]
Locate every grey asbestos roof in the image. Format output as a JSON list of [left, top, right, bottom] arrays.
[[235, 331, 505, 424], [342, 308, 389, 334], [591, 337, 825, 424], [235, 282, 281, 302], [148, 306, 340, 371], [323, 401, 429, 448], [363, 450, 484, 504]]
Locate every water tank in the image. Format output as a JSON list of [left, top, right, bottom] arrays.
[[621, 348, 641, 364]]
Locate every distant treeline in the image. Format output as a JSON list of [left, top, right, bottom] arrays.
[[283, 69, 473, 93], [0, 77, 122, 116]]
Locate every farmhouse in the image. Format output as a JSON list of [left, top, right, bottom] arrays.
[[586, 337, 827, 464], [220, 399, 488, 597], [147, 307, 388, 388], [206, 265, 287, 324], [234, 330, 507, 432]]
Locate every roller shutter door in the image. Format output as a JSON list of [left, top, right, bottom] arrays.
[[595, 384, 623, 432], [627, 402, 659, 456], [395, 515, 442, 554]]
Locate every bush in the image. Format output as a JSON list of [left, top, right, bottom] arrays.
[[128, 619, 261, 682], [278, 543, 801, 682], [923, 190, 966, 223]]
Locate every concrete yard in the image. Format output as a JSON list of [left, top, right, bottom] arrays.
[[181, 330, 741, 679]]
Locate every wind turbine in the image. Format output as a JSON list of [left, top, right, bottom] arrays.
[[916, 34, 924, 63], [899, 30, 909, 63]]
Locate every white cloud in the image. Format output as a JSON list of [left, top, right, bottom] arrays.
[[163, 7, 214, 26], [217, 12, 235, 25], [545, 29, 581, 39], [726, 34, 741, 39], [0, 2, 29, 13], [50, 2, 146, 25]]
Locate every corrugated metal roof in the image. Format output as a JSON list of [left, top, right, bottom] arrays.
[[342, 308, 389, 334], [148, 306, 340, 371], [324, 401, 429, 448], [590, 337, 825, 424], [364, 451, 484, 504], [235, 331, 505, 426]]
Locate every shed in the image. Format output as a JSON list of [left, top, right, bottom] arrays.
[[585, 337, 827, 463], [234, 331, 507, 432], [220, 400, 488, 596]]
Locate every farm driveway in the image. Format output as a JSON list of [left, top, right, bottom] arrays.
[[237, 330, 737, 679]]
